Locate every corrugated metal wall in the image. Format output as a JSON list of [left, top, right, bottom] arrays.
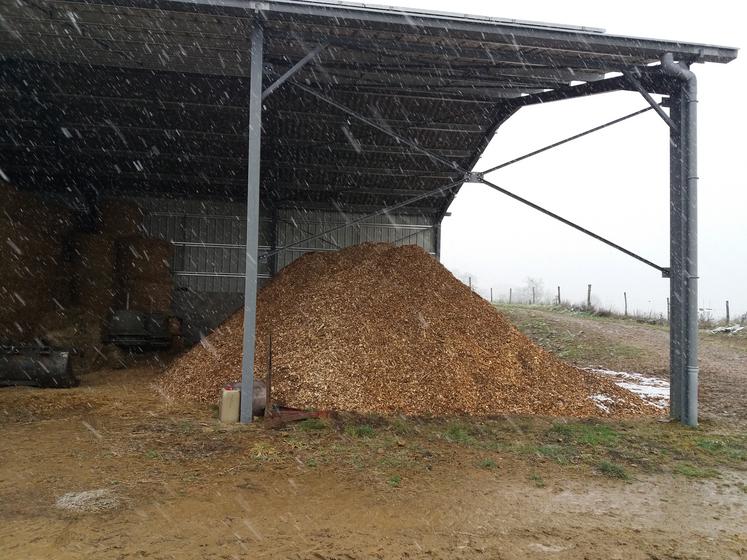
[[136, 197, 273, 292], [275, 209, 436, 271], [132, 197, 437, 339]]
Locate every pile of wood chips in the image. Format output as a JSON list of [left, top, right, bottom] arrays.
[[158, 243, 656, 417]]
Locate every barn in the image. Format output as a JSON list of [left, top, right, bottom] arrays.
[[0, 0, 737, 425]]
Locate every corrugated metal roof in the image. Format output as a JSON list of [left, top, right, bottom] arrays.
[[0, 0, 738, 219]]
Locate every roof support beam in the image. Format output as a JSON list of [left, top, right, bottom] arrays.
[[262, 43, 327, 100], [507, 69, 671, 108], [290, 81, 466, 173], [622, 70, 677, 130]]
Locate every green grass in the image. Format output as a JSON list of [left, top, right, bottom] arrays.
[[444, 422, 474, 444], [674, 463, 719, 478], [387, 474, 401, 488], [597, 460, 629, 480], [298, 418, 327, 431], [535, 444, 578, 465], [345, 424, 376, 438], [695, 438, 747, 461], [478, 458, 497, 469], [552, 422, 620, 446], [529, 472, 545, 488]]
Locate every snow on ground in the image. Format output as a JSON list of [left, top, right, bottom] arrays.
[[587, 368, 670, 411]]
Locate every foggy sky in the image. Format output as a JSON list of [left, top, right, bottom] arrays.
[[357, 0, 745, 319]]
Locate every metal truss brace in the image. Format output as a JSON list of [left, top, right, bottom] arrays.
[[262, 43, 327, 100], [622, 70, 678, 131], [261, 177, 465, 261], [291, 81, 465, 173], [478, 106, 655, 176], [479, 177, 669, 275]]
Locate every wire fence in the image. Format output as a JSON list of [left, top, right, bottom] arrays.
[[462, 277, 745, 328]]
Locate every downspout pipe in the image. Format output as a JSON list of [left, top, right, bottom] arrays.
[[661, 53, 698, 426]]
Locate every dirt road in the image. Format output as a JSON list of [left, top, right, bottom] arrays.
[[1, 366, 746, 559], [499, 306, 747, 423]]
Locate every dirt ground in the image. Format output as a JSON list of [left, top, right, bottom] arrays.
[[498, 305, 747, 423], [1, 310, 746, 559]]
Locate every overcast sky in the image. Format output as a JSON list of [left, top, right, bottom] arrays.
[[353, 0, 745, 319]]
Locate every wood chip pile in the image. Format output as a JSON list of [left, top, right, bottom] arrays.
[[159, 243, 655, 417]]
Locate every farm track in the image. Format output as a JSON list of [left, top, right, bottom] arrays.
[[498, 305, 747, 425]]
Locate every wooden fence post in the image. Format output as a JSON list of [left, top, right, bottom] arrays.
[[509, 288, 512, 304], [532, 287, 536, 305], [726, 300, 730, 325], [624, 292, 628, 317], [557, 286, 561, 305], [587, 284, 592, 308]]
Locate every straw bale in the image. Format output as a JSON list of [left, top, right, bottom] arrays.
[[118, 237, 172, 284], [0, 183, 73, 339], [98, 199, 143, 238], [73, 233, 118, 317], [158, 243, 656, 418], [125, 281, 172, 313]]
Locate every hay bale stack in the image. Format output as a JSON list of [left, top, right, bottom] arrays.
[[73, 233, 118, 319], [117, 237, 173, 313], [98, 199, 144, 238], [0, 183, 73, 340], [158, 243, 656, 418]]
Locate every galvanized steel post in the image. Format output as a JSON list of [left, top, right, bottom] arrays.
[[240, 19, 264, 424], [663, 53, 699, 426]]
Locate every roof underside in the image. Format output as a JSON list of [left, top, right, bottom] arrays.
[[0, 0, 738, 218]]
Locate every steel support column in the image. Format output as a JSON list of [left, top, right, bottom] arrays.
[[269, 205, 279, 276], [434, 221, 442, 260], [239, 19, 263, 424], [669, 88, 685, 421], [663, 54, 699, 426]]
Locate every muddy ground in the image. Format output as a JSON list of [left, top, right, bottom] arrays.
[[1, 309, 746, 559], [498, 304, 747, 423]]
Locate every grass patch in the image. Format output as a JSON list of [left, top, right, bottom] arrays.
[[145, 449, 160, 460], [597, 460, 629, 480], [444, 422, 474, 445], [529, 472, 545, 488], [674, 463, 719, 478], [552, 422, 620, 446], [345, 424, 376, 438], [478, 458, 497, 469], [298, 418, 327, 431], [387, 474, 401, 488], [177, 420, 194, 434], [389, 417, 417, 436], [695, 438, 747, 461]]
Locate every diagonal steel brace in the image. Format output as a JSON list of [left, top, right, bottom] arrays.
[[479, 176, 669, 275], [291, 81, 465, 173], [262, 43, 327, 100], [623, 70, 677, 131]]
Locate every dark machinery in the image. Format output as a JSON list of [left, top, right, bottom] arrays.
[[0, 344, 78, 388], [103, 310, 173, 349]]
